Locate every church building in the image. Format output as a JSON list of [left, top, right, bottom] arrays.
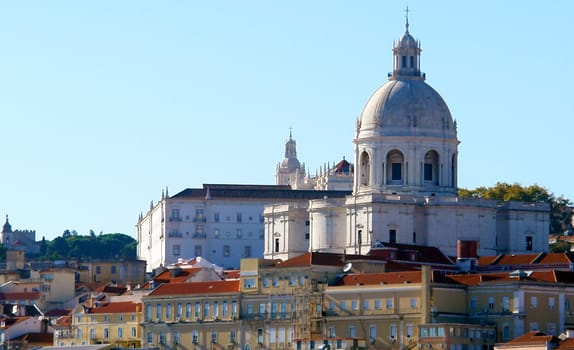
[[264, 20, 550, 261]]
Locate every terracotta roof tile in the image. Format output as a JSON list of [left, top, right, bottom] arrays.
[[89, 301, 141, 314], [495, 254, 539, 265], [0, 292, 41, 301], [148, 280, 240, 296], [276, 252, 345, 268], [504, 331, 558, 345], [342, 271, 421, 286]]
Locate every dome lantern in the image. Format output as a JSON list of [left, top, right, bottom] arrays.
[[390, 7, 424, 81]]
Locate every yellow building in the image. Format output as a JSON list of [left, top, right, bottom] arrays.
[[59, 300, 142, 348], [77, 259, 147, 286], [141, 279, 241, 350]]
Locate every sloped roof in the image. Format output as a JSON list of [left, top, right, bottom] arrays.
[[342, 271, 421, 286], [275, 252, 345, 268], [148, 280, 240, 296], [171, 184, 350, 200], [153, 268, 201, 283], [88, 301, 141, 314], [0, 292, 41, 301], [502, 331, 559, 345], [369, 242, 454, 265]]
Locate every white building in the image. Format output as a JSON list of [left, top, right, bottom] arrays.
[[136, 184, 349, 272], [264, 20, 550, 261]]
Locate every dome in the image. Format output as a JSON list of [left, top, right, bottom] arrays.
[[357, 79, 457, 139], [399, 32, 417, 48]]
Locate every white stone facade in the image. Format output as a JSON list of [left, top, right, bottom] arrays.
[[263, 22, 550, 260], [137, 185, 350, 272]]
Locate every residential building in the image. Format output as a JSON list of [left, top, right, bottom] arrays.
[[76, 259, 146, 286], [60, 300, 142, 348]]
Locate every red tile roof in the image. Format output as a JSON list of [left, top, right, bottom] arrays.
[[153, 268, 201, 283], [0, 292, 41, 301], [275, 252, 345, 268], [88, 301, 141, 314], [503, 331, 559, 345], [342, 271, 422, 286], [148, 280, 240, 296]]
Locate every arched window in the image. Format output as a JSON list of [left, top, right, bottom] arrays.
[[386, 150, 404, 185], [360, 151, 370, 186], [423, 150, 439, 186]]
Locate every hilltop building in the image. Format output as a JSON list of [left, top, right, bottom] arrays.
[[0, 216, 39, 255], [264, 20, 550, 260]]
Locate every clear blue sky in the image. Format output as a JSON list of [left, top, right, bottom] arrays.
[[0, 1, 572, 240]]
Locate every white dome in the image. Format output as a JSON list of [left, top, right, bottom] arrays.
[[357, 79, 457, 140]]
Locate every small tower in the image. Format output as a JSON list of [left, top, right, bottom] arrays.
[[390, 8, 424, 81], [275, 130, 304, 187]]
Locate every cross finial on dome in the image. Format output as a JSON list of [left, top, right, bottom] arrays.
[[404, 6, 411, 33]]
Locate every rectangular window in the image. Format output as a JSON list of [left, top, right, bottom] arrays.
[[289, 275, 295, 286], [526, 236, 533, 251], [166, 304, 172, 319], [131, 327, 136, 338], [352, 300, 359, 311], [192, 330, 199, 344], [204, 302, 210, 318], [412, 231, 416, 243], [194, 245, 202, 257], [104, 328, 109, 339], [177, 303, 182, 318], [340, 301, 347, 311], [211, 331, 217, 344], [195, 302, 200, 318], [488, 296, 495, 310], [406, 324, 413, 338], [390, 324, 397, 340], [230, 330, 236, 343], [401, 56, 407, 68], [531, 296, 538, 309], [328, 326, 336, 338], [259, 303, 266, 315], [96, 266, 101, 274], [232, 301, 237, 317], [118, 328, 123, 339], [186, 303, 191, 318], [348, 326, 356, 338], [214, 212, 220, 223], [549, 297, 555, 310], [244, 246, 251, 258], [386, 298, 393, 309], [470, 297, 477, 311], [147, 332, 153, 344], [146, 304, 152, 321], [236, 229, 242, 238], [329, 301, 336, 311], [375, 299, 382, 310], [156, 304, 162, 320], [424, 163, 433, 181], [223, 245, 230, 256], [195, 209, 204, 222], [247, 303, 253, 315], [237, 213, 242, 223], [502, 296, 510, 311], [275, 238, 280, 253], [369, 325, 376, 342], [214, 301, 219, 317], [389, 229, 396, 244], [214, 228, 220, 238], [257, 328, 264, 344], [410, 55, 414, 68], [223, 301, 228, 316], [410, 298, 417, 308], [174, 331, 180, 345], [363, 299, 369, 310], [391, 163, 402, 180], [244, 278, 255, 289], [111, 265, 117, 274], [172, 244, 180, 256]]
